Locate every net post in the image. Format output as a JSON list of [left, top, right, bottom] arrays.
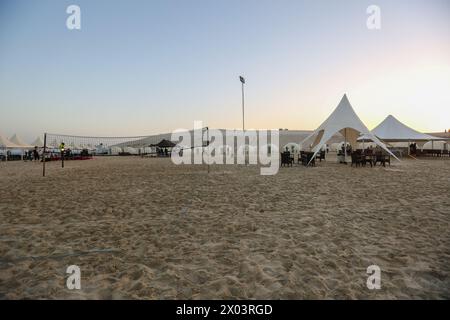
[[61, 143, 64, 168], [205, 126, 210, 174], [42, 133, 47, 177]]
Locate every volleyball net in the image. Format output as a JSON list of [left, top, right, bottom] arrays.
[[44, 133, 162, 155], [41, 128, 210, 176], [41, 127, 283, 176], [44, 128, 209, 154]]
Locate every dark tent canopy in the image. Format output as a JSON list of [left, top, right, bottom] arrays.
[[151, 139, 176, 148]]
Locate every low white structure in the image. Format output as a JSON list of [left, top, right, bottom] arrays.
[[123, 147, 138, 155], [140, 146, 156, 154], [109, 146, 122, 155], [422, 140, 448, 151]]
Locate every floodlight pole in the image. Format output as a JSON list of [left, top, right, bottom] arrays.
[[241, 81, 245, 132], [240, 76, 246, 165], [206, 126, 210, 174]]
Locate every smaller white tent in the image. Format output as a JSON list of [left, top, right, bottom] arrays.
[[360, 115, 441, 142], [31, 136, 45, 148], [300, 94, 398, 164], [10, 134, 33, 149]]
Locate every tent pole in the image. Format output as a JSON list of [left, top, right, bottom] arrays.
[[344, 128, 347, 163]]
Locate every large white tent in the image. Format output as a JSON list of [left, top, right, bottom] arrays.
[[10, 134, 34, 149], [0, 134, 24, 160], [360, 115, 441, 142], [0, 134, 22, 149], [300, 94, 398, 163]]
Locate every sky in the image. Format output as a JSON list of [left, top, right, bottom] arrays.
[[0, 0, 449, 141]]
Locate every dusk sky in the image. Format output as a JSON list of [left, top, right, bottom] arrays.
[[1, 0, 449, 141]]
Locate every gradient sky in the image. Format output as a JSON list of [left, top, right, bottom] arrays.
[[1, 0, 449, 141]]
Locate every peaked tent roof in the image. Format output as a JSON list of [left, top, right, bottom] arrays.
[[0, 134, 23, 149], [151, 139, 176, 148], [10, 134, 34, 148], [361, 115, 442, 142], [31, 136, 45, 147], [300, 94, 398, 163]]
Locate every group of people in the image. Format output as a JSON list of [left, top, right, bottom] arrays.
[[340, 144, 353, 155], [157, 147, 170, 157], [24, 147, 40, 161]]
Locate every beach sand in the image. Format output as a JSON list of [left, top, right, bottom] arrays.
[[0, 156, 449, 299]]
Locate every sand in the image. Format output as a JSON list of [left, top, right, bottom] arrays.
[[0, 156, 449, 299]]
